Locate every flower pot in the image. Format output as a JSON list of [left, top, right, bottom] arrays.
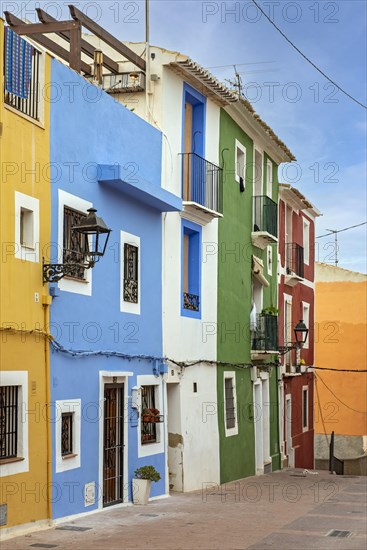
[[142, 414, 152, 422], [132, 478, 152, 505]]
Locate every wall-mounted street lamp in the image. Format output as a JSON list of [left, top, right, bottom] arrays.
[[278, 320, 309, 371], [43, 208, 111, 284]]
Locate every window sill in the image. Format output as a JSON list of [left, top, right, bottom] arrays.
[[62, 453, 78, 460], [0, 456, 25, 465], [63, 276, 89, 284], [4, 104, 44, 129]]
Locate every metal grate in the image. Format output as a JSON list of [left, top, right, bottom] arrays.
[[0, 386, 18, 459], [264, 462, 272, 474], [141, 385, 158, 445], [286, 243, 304, 278], [61, 412, 73, 456], [181, 152, 223, 214], [103, 384, 124, 507], [63, 206, 87, 280], [326, 530, 352, 538], [4, 48, 41, 121], [56, 526, 92, 532], [224, 378, 236, 429], [253, 195, 278, 238], [124, 243, 138, 303]]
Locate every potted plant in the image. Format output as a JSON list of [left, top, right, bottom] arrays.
[[142, 408, 161, 423], [132, 465, 161, 505], [261, 305, 280, 316]]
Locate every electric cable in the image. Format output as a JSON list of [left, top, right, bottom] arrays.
[[251, 0, 367, 110], [316, 221, 367, 239], [315, 372, 367, 414]]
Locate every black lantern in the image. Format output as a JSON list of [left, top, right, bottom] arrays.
[[72, 208, 111, 267], [43, 208, 111, 284], [294, 319, 309, 347]]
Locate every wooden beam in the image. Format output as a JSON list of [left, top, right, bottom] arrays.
[[4, 12, 92, 75], [36, 8, 119, 74], [68, 4, 146, 72], [12, 20, 79, 35], [69, 24, 81, 72]]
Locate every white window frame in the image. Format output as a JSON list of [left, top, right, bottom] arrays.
[[0, 371, 29, 477], [14, 192, 39, 263], [302, 386, 309, 431], [224, 371, 238, 437], [235, 139, 246, 184], [303, 217, 310, 265], [137, 375, 164, 458], [302, 301, 310, 349], [58, 189, 93, 296], [266, 160, 273, 198], [120, 230, 141, 315], [55, 399, 81, 473]]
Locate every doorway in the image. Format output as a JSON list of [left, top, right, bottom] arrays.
[[254, 382, 264, 474], [103, 384, 124, 507], [285, 394, 294, 467]]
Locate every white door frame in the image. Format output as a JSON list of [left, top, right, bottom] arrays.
[[285, 394, 294, 467], [253, 381, 263, 474]]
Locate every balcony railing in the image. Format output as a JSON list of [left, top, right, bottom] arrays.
[[181, 153, 223, 214], [183, 292, 200, 312], [252, 314, 278, 352], [286, 243, 304, 278], [253, 196, 278, 238], [100, 71, 146, 93], [4, 48, 41, 121]]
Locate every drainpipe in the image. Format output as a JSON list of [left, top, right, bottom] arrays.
[[42, 296, 52, 524]]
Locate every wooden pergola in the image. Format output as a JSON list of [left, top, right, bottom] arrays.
[[4, 4, 146, 75]]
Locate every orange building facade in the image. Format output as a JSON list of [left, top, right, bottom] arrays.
[[314, 262, 367, 468]]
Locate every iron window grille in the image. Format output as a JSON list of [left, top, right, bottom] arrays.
[[183, 292, 200, 311], [61, 412, 73, 456], [0, 386, 18, 459], [4, 47, 41, 121], [124, 243, 138, 304], [224, 378, 236, 430], [141, 386, 159, 445], [63, 206, 87, 280]]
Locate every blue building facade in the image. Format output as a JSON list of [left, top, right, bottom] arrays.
[[49, 60, 180, 519]]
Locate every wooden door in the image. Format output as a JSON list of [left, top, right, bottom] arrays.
[[103, 384, 124, 507]]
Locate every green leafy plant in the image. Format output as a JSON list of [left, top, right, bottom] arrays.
[[262, 305, 280, 316], [134, 466, 161, 483]]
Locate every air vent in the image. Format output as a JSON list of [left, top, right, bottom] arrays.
[[55, 526, 92, 532], [264, 462, 272, 474], [30, 545, 59, 549], [326, 530, 352, 538]]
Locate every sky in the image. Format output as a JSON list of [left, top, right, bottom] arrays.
[[5, 0, 366, 272]]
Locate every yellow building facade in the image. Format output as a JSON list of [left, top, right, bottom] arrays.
[[314, 262, 367, 468], [0, 19, 52, 535]]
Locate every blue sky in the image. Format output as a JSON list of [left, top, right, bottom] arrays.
[[8, 0, 366, 272]]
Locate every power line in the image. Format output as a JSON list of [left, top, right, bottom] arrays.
[[316, 221, 367, 239], [206, 61, 276, 70], [251, 0, 367, 110], [316, 373, 367, 414]]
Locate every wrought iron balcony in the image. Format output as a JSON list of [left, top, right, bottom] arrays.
[[4, 47, 41, 121], [181, 153, 223, 221], [100, 71, 146, 93], [183, 292, 200, 312], [285, 243, 304, 285], [251, 313, 278, 355], [252, 195, 278, 248]]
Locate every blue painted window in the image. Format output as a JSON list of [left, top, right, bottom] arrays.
[[181, 219, 202, 319]]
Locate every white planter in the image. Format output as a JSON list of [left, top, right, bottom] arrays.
[[132, 478, 152, 505]]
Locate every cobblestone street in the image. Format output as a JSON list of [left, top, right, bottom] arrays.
[[2, 469, 366, 550]]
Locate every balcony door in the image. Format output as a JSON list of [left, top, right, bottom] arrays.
[[183, 102, 193, 200]]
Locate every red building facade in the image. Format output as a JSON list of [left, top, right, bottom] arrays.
[[278, 184, 321, 469]]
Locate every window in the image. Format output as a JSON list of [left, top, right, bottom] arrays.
[[302, 387, 309, 430], [120, 231, 141, 315], [4, 28, 41, 121], [284, 296, 292, 370], [141, 386, 160, 445], [15, 192, 39, 262], [63, 206, 87, 280], [0, 386, 18, 460], [302, 302, 310, 349], [55, 399, 81, 473], [224, 372, 238, 436], [303, 218, 310, 264], [61, 413, 73, 457], [266, 160, 273, 198], [182, 220, 201, 318], [235, 140, 246, 185], [267, 245, 273, 276], [123, 243, 138, 303], [20, 208, 34, 248]]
